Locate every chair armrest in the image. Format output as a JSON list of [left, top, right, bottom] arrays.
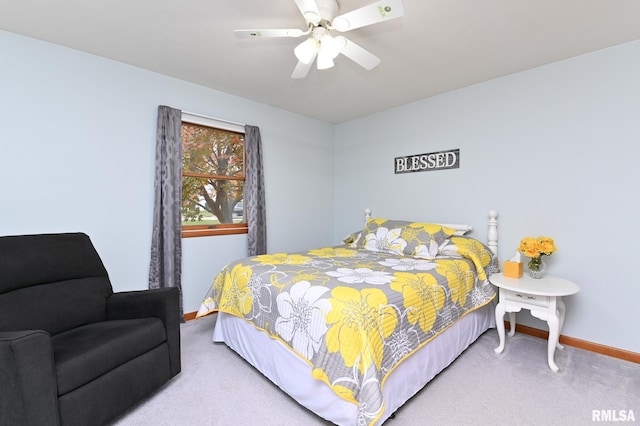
[[107, 287, 181, 377], [0, 330, 60, 426]]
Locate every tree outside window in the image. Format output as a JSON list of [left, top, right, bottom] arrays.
[[181, 122, 247, 237]]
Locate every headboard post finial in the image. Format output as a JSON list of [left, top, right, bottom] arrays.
[[488, 210, 499, 257]]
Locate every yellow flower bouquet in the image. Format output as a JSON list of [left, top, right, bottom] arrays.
[[517, 236, 557, 278]]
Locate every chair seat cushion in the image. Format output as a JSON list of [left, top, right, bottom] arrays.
[[52, 318, 166, 395]]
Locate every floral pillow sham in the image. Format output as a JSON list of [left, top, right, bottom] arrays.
[[354, 218, 457, 259]]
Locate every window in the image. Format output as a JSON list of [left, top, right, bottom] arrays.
[[181, 114, 247, 238]]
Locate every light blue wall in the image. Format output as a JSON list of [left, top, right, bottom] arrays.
[[334, 40, 640, 353], [0, 30, 335, 313], [2, 29, 638, 354]]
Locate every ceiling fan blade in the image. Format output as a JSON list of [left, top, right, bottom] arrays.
[[291, 51, 317, 79], [331, 0, 404, 32], [336, 36, 381, 70], [294, 0, 321, 24], [235, 29, 306, 39]]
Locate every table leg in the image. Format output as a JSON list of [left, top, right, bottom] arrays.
[[508, 311, 516, 337], [494, 302, 506, 354], [556, 298, 566, 350], [547, 312, 560, 372]]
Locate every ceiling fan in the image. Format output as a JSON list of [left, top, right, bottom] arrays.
[[235, 0, 404, 79]]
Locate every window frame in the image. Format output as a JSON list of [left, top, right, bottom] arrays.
[[181, 113, 248, 238]]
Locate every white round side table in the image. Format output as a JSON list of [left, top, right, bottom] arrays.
[[489, 273, 580, 372]]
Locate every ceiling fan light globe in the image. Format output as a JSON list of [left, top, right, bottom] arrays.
[[317, 50, 335, 70], [294, 38, 318, 64], [320, 34, 341, 59]]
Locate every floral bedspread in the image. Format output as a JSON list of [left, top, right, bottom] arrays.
[[197, 236, 498, 425]]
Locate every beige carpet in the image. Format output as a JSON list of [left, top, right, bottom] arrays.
[[112, 313, 640, 426]]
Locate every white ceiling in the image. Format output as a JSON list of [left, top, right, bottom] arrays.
[[2, 0, 640, 123]]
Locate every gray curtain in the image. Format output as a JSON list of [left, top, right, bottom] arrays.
[[245, 125, 267, 255], [149, 105, 183, 318]]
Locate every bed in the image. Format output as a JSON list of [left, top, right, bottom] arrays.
[[196, 210, 500, 425]]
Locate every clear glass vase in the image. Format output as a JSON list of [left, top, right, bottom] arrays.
[[528, 257, 547, 279]]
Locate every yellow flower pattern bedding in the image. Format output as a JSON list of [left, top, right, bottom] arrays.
[[197, 236, 498, 425]]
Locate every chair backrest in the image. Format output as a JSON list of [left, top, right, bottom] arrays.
[[0, 232, 113, 335]]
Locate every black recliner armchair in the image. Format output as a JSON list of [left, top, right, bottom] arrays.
[[0, 232, 181, 426]]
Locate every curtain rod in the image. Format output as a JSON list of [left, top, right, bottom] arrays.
[[181, 110, 245, 127]]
